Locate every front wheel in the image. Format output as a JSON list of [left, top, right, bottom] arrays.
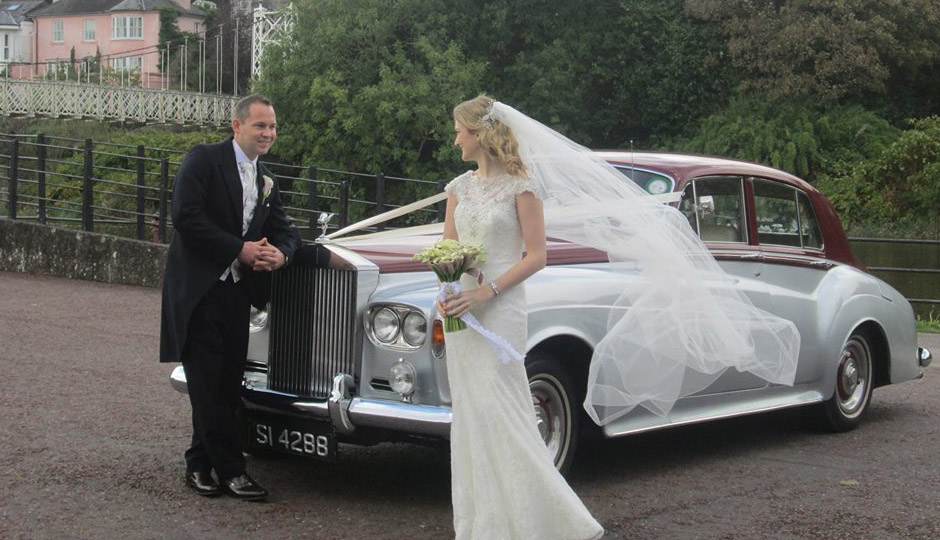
[[822, 332, 874, 432], [527, 354, 581, 475]]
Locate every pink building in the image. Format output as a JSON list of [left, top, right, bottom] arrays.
[[26, 0, 205, 88]]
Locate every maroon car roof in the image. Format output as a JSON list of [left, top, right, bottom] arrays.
[[598, 151, 819, 193], [336, 152, 859, 271]]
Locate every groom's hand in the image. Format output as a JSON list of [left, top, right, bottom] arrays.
[[251, 238, 286, 272], [237, 239, 267, 267]]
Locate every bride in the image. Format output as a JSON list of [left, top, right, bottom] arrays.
[[441, 95, 605, 539], [439, 94, 799, 539]]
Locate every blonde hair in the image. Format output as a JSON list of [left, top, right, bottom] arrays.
[[453, 94, 527, 177]]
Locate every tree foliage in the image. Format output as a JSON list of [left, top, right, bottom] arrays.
[[671, 98, 899, 178], [248, 0, 938, 234], [256, 0, 484, 180], [256, 0, 737, 174], [684, 0, 940, 110], [815, 116, 940, 235]]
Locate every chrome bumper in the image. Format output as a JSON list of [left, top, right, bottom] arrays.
[[919, 347, 932, 368], [169, 366, 451, 438]]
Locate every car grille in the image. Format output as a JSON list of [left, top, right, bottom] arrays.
[[267, 265, 359, 398]]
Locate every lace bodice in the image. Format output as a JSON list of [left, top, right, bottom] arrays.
[[445, 170, 541, 278]]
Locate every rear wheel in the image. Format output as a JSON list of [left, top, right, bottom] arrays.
[[527, 353, 581, 475], [822, 332, 874, 432]]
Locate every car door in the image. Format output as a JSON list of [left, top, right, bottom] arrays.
[[679, 175, 772, 392], [750, 177, 830, 385]]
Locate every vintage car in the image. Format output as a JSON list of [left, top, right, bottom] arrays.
[[170, 152, 932, 472]]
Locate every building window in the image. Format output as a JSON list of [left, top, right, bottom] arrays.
[[52, 20, 64, 43], [2, 34, 9, 62], [112, 16, 142, 39], [84, 19, 96, 41], [111, 56, 141, 71], [194, 22, 201, 34]]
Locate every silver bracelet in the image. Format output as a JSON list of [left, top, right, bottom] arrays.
[[489, 281, 501, 297]]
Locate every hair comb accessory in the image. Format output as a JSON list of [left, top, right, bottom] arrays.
[[480, 105, 498, 128]]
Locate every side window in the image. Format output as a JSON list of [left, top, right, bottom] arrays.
[[754, 179, 802, 247], [680, 176, 746, 243], [615, 167, 675, 195], [797, 191, 823, 249]]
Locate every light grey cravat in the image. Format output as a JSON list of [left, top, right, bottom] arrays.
[[220, 160, 258, 283], [239, 161, 258, 235]]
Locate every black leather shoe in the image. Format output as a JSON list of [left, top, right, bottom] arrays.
[[185, 470, 221, 496], [221, 474, 268, 501]]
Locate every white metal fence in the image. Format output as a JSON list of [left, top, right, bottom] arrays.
[[0, 79, 238, 126]]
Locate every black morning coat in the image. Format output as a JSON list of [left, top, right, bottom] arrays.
[[159, 137, 300, 363]]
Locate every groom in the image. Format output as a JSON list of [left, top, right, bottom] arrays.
[[160, 94, 299, 500]]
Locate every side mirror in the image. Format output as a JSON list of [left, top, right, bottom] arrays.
[[697, 195, 715, 216]]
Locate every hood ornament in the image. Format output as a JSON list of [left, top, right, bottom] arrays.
[[316, 212, 336, 243]]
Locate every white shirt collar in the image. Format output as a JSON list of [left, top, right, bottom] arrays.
[[232, 139, 258, 168]]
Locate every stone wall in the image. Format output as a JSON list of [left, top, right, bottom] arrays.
[[0, 219, 167, 288]]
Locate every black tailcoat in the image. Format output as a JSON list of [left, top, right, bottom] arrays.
[[159, 138, 299, 363]]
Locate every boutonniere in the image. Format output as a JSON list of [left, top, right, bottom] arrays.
[[262, 175, 274, 204]]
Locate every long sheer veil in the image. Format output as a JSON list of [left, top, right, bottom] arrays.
[[486, 101, 800, 424]]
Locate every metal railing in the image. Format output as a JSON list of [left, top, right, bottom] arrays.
[[0, 134, 444, 243], [3, 138, 935, 314], [0, 80, 239, 126], [848, 237, 940, 312]]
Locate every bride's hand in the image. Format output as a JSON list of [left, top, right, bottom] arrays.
[[442, 287, 495, 318]]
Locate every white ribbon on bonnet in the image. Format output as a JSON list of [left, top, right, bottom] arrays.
[[323, 189, 683, 365]]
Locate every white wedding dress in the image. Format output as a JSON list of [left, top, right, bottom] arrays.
[[444, 171, 604, 540]]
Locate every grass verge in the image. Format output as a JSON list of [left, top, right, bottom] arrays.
[[917, 313, 940, 334]]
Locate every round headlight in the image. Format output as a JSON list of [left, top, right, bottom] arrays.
[[401, 311, 427, 346], [389, 360, 416, 396], [249, 307, 268, 332], [371, 307, 400, 343]]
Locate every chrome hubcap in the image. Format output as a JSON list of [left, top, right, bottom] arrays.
[[530, 377, 568, 466], [837, 337, 870, 416]]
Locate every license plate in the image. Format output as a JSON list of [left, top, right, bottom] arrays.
[[249, 418, 338, 460]]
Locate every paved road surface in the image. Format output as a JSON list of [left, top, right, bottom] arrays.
[[1, 271, 938, 539]]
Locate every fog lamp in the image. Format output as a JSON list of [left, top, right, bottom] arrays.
[[389, 359, 416, 397]]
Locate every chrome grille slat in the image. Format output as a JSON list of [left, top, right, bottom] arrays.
[[268, 266, 358, 398]]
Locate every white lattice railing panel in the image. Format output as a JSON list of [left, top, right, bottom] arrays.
[[0, 80, 238, 126], [252, 4, 295, 79]]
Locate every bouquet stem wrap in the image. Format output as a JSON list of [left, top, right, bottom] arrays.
[[438, 280, 525, 364], [440, 281, 467, 332]]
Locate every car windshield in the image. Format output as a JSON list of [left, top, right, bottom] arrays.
[[615, 167, 675, 195]]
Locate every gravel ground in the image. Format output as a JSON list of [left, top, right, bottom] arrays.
[[1, 270, 938, 540]]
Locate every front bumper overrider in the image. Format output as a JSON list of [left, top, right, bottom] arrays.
[[169, 366, 451, 438]]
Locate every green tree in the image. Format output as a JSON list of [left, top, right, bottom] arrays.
[[684, 0, 940, 111], [256, 0, 485, 179], [257, 0, 738, 173], [670, 97, 898, 179], [816, 116, 940, 236]]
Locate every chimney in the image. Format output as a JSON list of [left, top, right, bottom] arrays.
[[176, 0, 192, 9]]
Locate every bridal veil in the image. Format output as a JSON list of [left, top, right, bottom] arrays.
[[484, 101, 800, 424]]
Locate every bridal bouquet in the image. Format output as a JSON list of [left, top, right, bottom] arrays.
[[413, 239, 486, 332]]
